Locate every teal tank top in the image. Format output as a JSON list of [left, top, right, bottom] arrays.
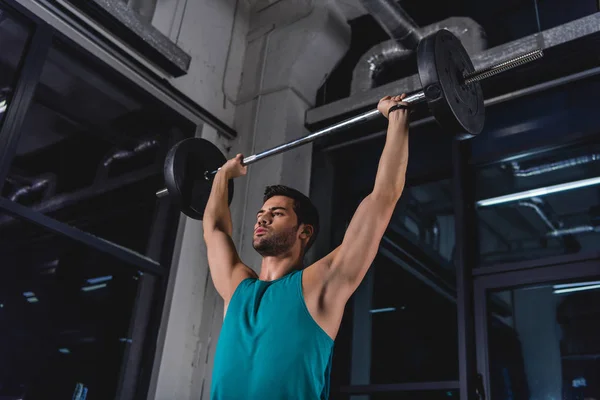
[[211, 269, 334, 399]]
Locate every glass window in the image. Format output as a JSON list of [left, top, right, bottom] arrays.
[[328, 143, 458, 389], [0, 9, 32, 128], [0, 210, 152, 399], [486, 277, 600, 400], [390, 179, 455, 268], [332, 142, 456, 270], [475, 140, 600, 265], [330, 252, 458, 388], [1, 38, 193, 253]]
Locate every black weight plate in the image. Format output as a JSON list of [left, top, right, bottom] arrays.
[[164, 138, 234, 220], [417, 29, 484, 137]]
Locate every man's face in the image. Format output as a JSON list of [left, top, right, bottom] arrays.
[[253, 196, 301, 256]]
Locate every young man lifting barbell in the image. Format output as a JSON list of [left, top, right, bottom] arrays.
[[203, 94, 409, 399]]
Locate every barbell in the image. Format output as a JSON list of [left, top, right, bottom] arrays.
[[156, 29, 543, 220]]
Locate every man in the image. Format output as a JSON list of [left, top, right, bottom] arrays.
[[204, 94, 410, 399]]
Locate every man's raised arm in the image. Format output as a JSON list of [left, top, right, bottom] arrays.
[[203, 154, 256, 302], [324, 95, 410, 299]]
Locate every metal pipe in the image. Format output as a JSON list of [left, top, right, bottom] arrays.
[[10, 177, 53, 202], [351, 17, 488, 95], [96, 139, 160, 182], [548, 225, 600, 237], [509, 154, 600, 177], [517, 199, 558, 231], [0, 166, 160, 227]]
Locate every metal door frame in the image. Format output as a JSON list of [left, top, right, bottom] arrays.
[[473, 256, 600, 399]]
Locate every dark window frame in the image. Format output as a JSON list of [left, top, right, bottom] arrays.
[[316, 111, 600, 399], [0, 3, 184, 398], [473, 257, 600, 400]]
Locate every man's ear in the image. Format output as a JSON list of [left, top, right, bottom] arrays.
[[299, 224, 314, 240]]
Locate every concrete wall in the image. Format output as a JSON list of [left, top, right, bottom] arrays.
[[151, 0, 250, 128], [147, 1, 350, 399]]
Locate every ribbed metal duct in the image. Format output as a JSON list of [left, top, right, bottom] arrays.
[[95, 138, 160, 182], [101, 138, 159, 169], [509, 154, 600, 177], [8, 173, 56, 203], [351, 13, 487, 94], [359, 0, 422, 49]]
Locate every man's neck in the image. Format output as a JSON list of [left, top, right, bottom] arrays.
[[258, 254, 303, 281]]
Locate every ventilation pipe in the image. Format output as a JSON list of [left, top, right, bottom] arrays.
[[95, 138, 159, 182], [517, 198, 560, 231], [8, 173, 57, 203], [509, 154, 600, 177], [506, 155, 600, 236], [352, 0, 487, 94], [360, 0, 422, 49], [515, 197, 599, 238], [548, 226, 600, 237]]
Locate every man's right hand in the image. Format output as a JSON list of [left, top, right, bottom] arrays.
[[377, 95, 409, 126], [221, 154, 248, 179]]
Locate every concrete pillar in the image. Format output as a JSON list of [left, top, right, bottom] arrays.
[[513, 286, 563, 400], [148, 1, 350, 398], [228, 0, 351, 270], [146, 124, 229, 400]]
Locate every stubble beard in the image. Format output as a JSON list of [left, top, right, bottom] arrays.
[[253, 225, 298, 257]]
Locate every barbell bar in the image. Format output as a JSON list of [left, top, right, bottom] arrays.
[[156, 29, 543, 220]]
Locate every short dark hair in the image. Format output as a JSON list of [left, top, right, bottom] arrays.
[[263, 185, 319, 252]]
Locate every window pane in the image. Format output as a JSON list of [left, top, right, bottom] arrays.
[[391, 179, 455, 266], [0, 209, 151, 399], [331, 252, 458, 387], [486, 277, 600, 400], [329, 176, 458, 388], [0, 9, 32, 128], [1, 39, 193, 253], [476, 140, 600, 265]]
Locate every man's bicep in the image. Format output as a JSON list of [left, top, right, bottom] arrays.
[[204, 229, 255, 301]]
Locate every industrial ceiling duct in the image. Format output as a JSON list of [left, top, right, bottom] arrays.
[[360, 0, 423, 49], [352, 0, 488, 95], [95, 138, 160, 182], [509, 154, 600, 177], [7, 173, 57, 203]]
